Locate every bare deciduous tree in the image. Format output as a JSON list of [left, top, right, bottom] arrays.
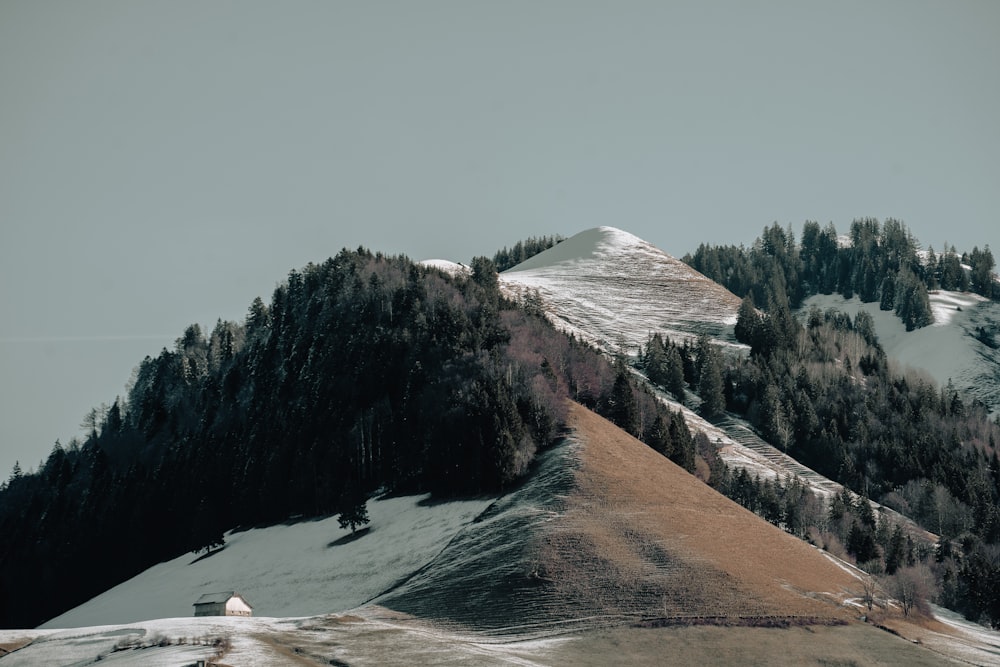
[[861, 573, 879, 612], [886, 564, 932, 617]]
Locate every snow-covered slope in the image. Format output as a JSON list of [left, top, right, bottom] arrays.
[[500, 227, 744, 354], [42, 494, 494, 628], [802, 290, 1000, 416]]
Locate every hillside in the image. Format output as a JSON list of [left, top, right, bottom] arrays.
[[377, 402, 859, 631], [496, 227, 854, 504], [500, 227, 744, 354], [44, 403, 856, 632], [495, 224, 1000, 628], [3, 224, 999, 663], [7, 402, 993, 665], [0, 246, 704, 630], [802, 290, 1000, 419], [40, 495, 494, 628]]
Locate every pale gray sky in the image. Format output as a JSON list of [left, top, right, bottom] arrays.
[[2, 1, 998, 477]]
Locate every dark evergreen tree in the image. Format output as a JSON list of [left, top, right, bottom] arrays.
[[734, 294, 762, 347], [969, 246, 996, 299], [609, 365, 639, 435], [664, 345, 687, 401], [697, 341, 725, 419]]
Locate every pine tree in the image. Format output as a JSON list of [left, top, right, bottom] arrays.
[[609, 366, 639, 435], [969, 245, 996, 299], [885, 524, 907, 574], [665, 345, 687, 401], [668, 409, 696, 472], [337, 480, 371, 535], [648, 413, 673, 459], [697, 345, 725, 419], [734, 294, 762, 347], [643, 334, 668, 387]]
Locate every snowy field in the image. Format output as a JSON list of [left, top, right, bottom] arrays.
[[1, 493, 508, 664], [927, 604, 1000, 665], [1, 611, 571, 666], [0, 607, 568, 667], [42, 493, 494, 628]]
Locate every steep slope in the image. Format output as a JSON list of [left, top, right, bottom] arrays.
[[376, 403, 859, 630], [42, 404, 861, 635], [499, 227, 744, 353]]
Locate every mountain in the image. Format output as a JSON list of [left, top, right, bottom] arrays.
[[3, 225, 1000, 665], [0, 245, 702, 630], [503, 225, 1000, 630], [498, 227, 861, 508], [500, 227, 744, 353]]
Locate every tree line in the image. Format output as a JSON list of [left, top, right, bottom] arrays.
[[0, 248, 696, 629], [684, 218, 996, 331], [492, 235, 564, 272]]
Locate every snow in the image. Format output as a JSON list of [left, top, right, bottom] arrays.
[[500, 226, 744, 355], [501, 226, 648, 273], [801, 291, 1000, 415], [6, 486, 590, 666], [2, 612, 569, 666], [42, 493, 494, 628], [0, 618, 265, 667], [418, 258, 470, 276], [920, 605, 1000, 665]]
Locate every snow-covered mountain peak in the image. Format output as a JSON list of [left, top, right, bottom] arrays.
[[503, 226, 652, 273], [500, 227, 744, 354]]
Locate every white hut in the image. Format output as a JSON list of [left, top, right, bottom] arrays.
[[192, 591, 254, 617]]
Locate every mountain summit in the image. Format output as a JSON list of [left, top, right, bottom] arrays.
[[500, 226, 743, 353]]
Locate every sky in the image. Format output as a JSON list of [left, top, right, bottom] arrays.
[[1, 1, 998, 477]]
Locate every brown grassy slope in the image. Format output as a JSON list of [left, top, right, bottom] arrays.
[[539, 403, 860, 622]]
